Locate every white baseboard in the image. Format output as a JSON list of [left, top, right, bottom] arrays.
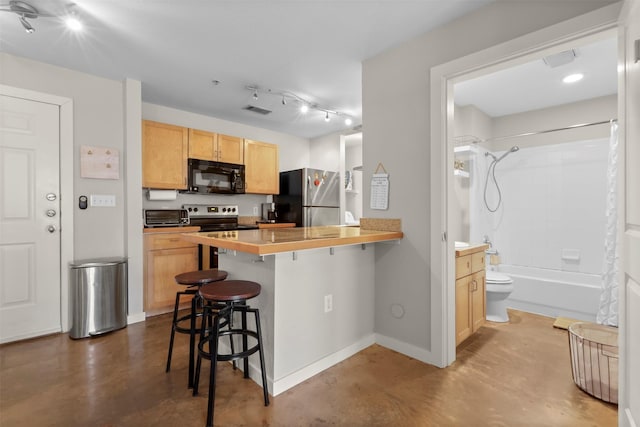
[[127, 312, 146, 324], [271, 334, 376, 396], [374, 333, 441, 367]]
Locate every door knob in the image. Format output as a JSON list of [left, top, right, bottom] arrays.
[[47, 225, 56, 233], [46, 209, 56, 217], [46, 193, 57, 201]]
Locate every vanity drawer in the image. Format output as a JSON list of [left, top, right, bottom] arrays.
[[471, 251, 486, 273], [455, 255, 472, 279]]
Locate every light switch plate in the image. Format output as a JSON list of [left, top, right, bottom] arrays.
[[90, 194, 116, 207]]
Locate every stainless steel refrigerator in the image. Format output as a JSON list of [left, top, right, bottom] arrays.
[[275, 168, 340, 227]]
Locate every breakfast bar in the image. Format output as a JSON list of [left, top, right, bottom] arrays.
[[181, 226, 403, 395]]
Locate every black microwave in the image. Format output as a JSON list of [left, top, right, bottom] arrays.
[[185, 159, 245, 194]]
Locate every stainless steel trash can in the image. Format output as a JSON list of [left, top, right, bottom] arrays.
[[69, 257, 128, 339]]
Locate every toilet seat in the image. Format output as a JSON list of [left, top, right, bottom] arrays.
[[486, 270, 513, 284]]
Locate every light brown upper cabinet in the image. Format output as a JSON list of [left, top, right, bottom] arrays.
[[188, 129, 244, 164], [142, 120, 188, 189], [244, 139, 279, 194]]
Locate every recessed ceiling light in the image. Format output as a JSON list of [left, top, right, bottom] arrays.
[[300, 104, 309, 114], [344, 118, 353, 126], [563, 73, 584, 83]]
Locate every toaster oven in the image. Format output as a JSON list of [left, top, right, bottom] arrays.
[[143, 209, 189, 227]]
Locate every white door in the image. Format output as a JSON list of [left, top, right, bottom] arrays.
[[619, 0, 640, 425], [0, 95, 61, 343]]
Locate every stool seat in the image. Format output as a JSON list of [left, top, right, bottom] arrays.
[[175, 269, 228, 286], [199, 280, 260, 302]]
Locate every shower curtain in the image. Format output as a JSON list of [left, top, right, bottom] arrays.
[[597, 122, 619, 327]]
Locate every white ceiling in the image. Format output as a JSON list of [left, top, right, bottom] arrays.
[[454, 36, 618, 118], [0, 0, 494, 139]]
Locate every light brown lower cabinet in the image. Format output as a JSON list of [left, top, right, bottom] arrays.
[[144, 229, 199, 316], [455, 247, 487, 346]]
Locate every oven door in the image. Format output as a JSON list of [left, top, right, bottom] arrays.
[[189, 217, 238, 269]]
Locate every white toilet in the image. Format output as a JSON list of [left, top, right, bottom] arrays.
[[485, 270, 514, 322]]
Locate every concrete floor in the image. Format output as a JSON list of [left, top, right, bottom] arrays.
[[0, 309, 617, 426]]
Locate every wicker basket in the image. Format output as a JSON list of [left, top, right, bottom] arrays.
[[568, 322, 618, 404]]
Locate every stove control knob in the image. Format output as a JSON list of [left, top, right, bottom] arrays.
[[222, 207, 227, 213], [188, 207, 192, 212], [193, 207, 198, 212], [231, 207, 236, 212]]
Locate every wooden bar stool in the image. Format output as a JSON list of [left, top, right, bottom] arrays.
[[193, 280, 269, 427], [166, 269, 228, 389]]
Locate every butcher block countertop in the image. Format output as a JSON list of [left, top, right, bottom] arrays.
[[181, 226, 403, 255]]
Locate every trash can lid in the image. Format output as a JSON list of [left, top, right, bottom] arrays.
[[69, 257, 128, 268]]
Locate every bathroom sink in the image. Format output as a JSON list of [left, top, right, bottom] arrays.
[[455, 241, 470, 249]]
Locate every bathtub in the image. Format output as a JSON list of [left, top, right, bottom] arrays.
[[496, 265, 602, 322]]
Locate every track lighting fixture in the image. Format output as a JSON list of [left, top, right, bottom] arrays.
[[19, 14, 34, 33], [0, 1, 84, 34], [245, 85, 354, 127]]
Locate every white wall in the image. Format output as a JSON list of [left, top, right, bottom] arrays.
[[362, 1, 616, 358], [308, 131, 341, 172]]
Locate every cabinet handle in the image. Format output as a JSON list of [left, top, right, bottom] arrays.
[[471, 279, 477, 291], [168, 238, 180, 242]]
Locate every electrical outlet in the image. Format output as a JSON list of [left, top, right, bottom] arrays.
[[253, 206, 258, 215], [90, 194, 116, 207], [324, 294, 333, 313]]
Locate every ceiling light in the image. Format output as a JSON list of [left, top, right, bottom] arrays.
[[324, 111, 330, 122], [300, 104, 309, 114], [19, 15, 34, 33], [281, 96, 287, 105], [252, 90, 258, 100], [344, 118, 353, 126], [65, 15, 82, 31], [563, 73, 584, 83]]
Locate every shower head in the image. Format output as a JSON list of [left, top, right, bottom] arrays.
[[495, 145, 519, 162], [485, 151, 497, 161]]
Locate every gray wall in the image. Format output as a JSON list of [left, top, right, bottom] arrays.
[[362, 1, 616, 355]]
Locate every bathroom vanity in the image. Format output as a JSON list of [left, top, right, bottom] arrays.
[[455, 244, 489, 345]]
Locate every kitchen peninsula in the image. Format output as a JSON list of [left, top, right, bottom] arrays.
[[181, 226, 402, 395]]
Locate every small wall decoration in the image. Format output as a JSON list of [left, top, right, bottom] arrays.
[[370, 162, 389, 210], [80, 145, 120, 179]]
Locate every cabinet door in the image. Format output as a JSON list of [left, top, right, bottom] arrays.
[[145, 245, 198, 315], [244, 139, 279, 194], [471, 270, 486, 333], [142, 120, 188, 189], [188, 128, 217, 161], [217, 134, 244, 164], [455, 275, 472, 346]]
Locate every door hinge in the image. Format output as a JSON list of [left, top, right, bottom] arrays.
[[442, 231, 447, 242]]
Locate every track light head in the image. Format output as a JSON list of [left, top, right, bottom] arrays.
[[324, 111, 330, 122], [281, 96, 286, 105], [19, 15, 34, 33], [252, 90, 258, 100]]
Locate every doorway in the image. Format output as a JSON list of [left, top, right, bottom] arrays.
[[0, 85, 75, 342], [429, 8, 621, 367]]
